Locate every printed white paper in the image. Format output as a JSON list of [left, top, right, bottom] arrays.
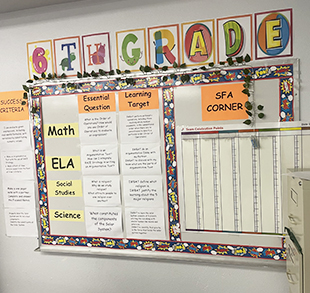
[[3, 180, 35, 208], [0, 120, 31, 150], [81, 144, 119, 175], [119, 109, 160, 143], [85, 207, 123, 238], [79, 112, 117, 144], [83, 175, 121, 206], [4, 208, 38, 237], [120, 143, 161, 175], [125, 207, 166, 240], [1, 150, 34, 180], [122, 175, 163, 207]]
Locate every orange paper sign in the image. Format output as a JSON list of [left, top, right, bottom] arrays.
[[78, 92, 116, 114], [119, 89, 159, 111], [201, 82, 248, 121], [0, 91, 28, 121]]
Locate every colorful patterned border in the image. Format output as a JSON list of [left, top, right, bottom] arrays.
[[32, 64, 295, 261]]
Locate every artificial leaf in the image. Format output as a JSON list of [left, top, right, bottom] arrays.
[[162, 76, 168, 82], [77, 71, 82, 78], [181, 74, 190, 83], [26, 79, 33, 83], [245, 101, 253, 110], [33, 75, 39, 80], [21, 101, 26, 105], [47, 73, 53, 79], [91, 70, 98, 77], [236, 56, 243, 63], [173, 62, 178, 68], [61, 83, 66, 88], [22, 85, 29, 92], [126, 78, 134, 85], [243, 68, 250, 75], [139, 65, 145, 72], [243, 119, 252, 125], [61, 73, 67, 78], [246, 110, 253, 116], [116, 77, 121, 81], [124, 70, 131, 74], [99, 69, 106, 76], [244, 75, 252, 82], [180, 63, 186, 69], [257, 105, 264, 111], [245, 54, 251, 62], [170, 73, 176, 79], [242, 89, 250, 96], [219, 61, 225, 65], [154, 64, 159, 70], [200, 66, 207, 70], [162, 66, 168, 71], [226, 57, 233, 66], [116, 69, 121, 75], [41, 72, 46, 79], [258, 113, 265, 119], [109, 70, 115, 75], [31, 107, 37, 114], [144, 66, 152, 72], [208, 62, 214, 67], [243, 82, 250, 89], [23, 92, 28, 99]]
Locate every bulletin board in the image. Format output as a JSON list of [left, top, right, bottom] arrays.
[[32, 58, 301, 263]]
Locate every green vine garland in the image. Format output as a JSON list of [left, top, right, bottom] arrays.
[[22, 54, 264, 125]]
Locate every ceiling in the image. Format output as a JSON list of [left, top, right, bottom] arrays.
[[0, 0, 85, 14]]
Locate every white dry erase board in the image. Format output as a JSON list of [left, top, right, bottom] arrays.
[[32, 59, 301, 263]]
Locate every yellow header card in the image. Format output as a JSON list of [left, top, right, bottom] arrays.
[[118, 89, 159, 111], [50, 209, 84, 222], [46, 156, 81, 171], [201, 82, 248, 121], [44, 123, 79, 138], [47, 180, 82, 197], [78, 92, 116, 114], [0, 91, 29, 121]]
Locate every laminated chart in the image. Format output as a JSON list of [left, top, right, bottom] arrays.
[[181, 124, 310, 235]]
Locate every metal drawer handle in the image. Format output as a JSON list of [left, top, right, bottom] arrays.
[[286, 272, 297, 284]]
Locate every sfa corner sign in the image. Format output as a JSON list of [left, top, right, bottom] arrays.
[[26, 9, 292, 79]]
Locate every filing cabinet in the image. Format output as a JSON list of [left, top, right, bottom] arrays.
[[286, 174, 310, 293]]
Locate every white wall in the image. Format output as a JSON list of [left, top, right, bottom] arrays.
[[1, 0, 309, 291]]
